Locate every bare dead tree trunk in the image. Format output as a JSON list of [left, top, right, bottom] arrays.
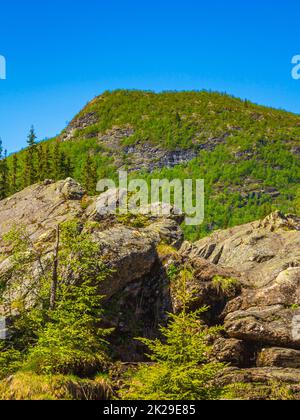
[[50, 225, 60, 310]]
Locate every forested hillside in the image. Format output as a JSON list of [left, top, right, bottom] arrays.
[[2, 91, 300, 400], [2, 90, 300, 240]]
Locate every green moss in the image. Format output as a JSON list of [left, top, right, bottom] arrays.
[[212, 276, 241, 296], [116, 213, 150, 228]]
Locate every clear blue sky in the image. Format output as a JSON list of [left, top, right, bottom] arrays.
[[0, 0, 300, 153]]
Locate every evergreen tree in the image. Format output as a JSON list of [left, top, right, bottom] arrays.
[[0, 139, 9, 199], [44, 143, 52, 179], [22, 153, 31, 189], [52, 141, 61, 180], [24, 126, 38, 186], [120, 266, 226, 400], [2, 221, 113, 377], [10, 154, 19, 194], [59, 151, 73, 180], [37, 145, 45, 181], [27, 126, 37, 148], [83, 154, 97, 194]]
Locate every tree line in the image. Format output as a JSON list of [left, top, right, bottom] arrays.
[[0, 127, 99, 200]]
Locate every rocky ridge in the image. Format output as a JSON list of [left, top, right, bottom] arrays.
[[2, 180, 300, 397]]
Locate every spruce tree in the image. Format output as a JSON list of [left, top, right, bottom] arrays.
[[24, 126, 37, 186], [52, 141, 61, 180], [37, 145, 45, 181], [120, 266, 226, 400], [0, 140, 9, 200], [83, 154, 97, 194], [27, 126, 37, 148], [10, 154, 19, 194], [44, 144, 52, 179], [59, 150, 72, 180]]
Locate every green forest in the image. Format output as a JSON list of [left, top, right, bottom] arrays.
[[1, 90, 300, 240]]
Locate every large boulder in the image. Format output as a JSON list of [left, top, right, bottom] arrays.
[[0, 180, 183, 313], [257, 348, 300, 369], [218, 367, 300, 400], [0, 179, 85, 251], [92, 225, 158, 299], [223, 267, 300, 348], [224, 305, 300, 349]]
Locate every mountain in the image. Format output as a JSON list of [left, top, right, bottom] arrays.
[[3, 91, 300, 399], [4, 90, 300, 240], [2, 180, 300, 399]]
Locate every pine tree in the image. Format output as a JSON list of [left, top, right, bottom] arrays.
[[37, 145, 45, 181], [24, 126, 38, 186], [0, 140, 9, 200], [22, 220, 112, 375], [83, 154, 97, 194], [44, 144, 52, 179], [58, 150, 72, 180], [22, 153, 31, 189], [52, 141, 61, 180], [10, 154, 19, 194], [120, 266, 226, 400], [27, 126, 37, 148]]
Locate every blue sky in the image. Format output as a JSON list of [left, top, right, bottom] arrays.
[[0, 0, 300, 153]]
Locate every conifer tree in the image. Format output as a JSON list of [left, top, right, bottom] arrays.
[[120, 266, 226, 400], [22, 153, 31, 189], [10, 154, 19, 194], [24, 126, 38, 186], [52, 141, 61, 180], [44, 144, 52, 179], [59, 150, 72, 180], [27, 126, 37, 148], [83, 154, 98, 194], [37, 145, 45, 181], [0, 140, 9, 200]]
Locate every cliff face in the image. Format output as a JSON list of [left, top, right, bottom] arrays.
[[2, 180, 300, 397]]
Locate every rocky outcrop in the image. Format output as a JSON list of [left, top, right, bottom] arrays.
[[257, 348, 300, 369], [184, 211, 300, 288], [0, 178, 87, 250], [3, 182, 300, 394], [62, 112, 99, 141], [61, 115, 231, 172], [179, 211, 300, 394], [0, 179, 182, 360]]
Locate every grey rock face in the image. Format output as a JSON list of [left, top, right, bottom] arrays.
[[180, 211, 300, 374], [0, 180, 183, 318], [185, 211, 300, 288], [62, 112, 99, 141], [212, 338, 250, 367], [224, 305, 300, 349], [93, 225, 158, 299]]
